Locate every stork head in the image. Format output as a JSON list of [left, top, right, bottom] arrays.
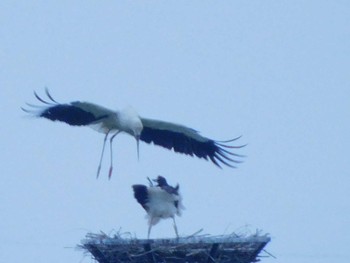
[[153, 175, 168, 187], [119, 106, 143, 160]]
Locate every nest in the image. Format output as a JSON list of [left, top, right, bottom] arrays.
[[79, 230, 270, 263]]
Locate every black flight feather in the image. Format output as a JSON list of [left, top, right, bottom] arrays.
[[140, 121, 245, 168], [132, 185, 149, 211], [40, 104, 103, 126]]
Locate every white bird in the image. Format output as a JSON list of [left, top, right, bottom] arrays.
[[132, 175, 184, 239], [22, 89, 245, 178]]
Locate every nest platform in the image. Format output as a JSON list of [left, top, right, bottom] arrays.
[[79, 231, 271, 263]]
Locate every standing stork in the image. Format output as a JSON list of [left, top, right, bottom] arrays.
[[22, 89, 245, 178], [132, 176, 184, 239]]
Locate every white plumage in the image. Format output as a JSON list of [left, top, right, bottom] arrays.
[[132, 176, 184, 239]]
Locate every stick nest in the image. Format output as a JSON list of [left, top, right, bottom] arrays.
[[79, 230, 270, 263]]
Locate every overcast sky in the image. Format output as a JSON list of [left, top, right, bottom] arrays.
[[1, 1, 349, 263]]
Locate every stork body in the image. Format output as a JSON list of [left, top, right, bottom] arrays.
[[132, 176, 184, 238], [22, 90, 245, 178]]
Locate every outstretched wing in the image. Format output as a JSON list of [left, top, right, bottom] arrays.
[[140, 118, 245, 168], [21, 89, 112, 127]]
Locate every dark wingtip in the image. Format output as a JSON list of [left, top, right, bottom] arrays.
[[22, 90, 55, 116], [20, 106, 40, 116], [34, 90, 48, 104], [45, 88, 59, 103], [20, 107, 30, 113], [217, 135, 243, 143], [209, 155, 223, 169], [216, 136, 247, 149], [210, 136, 246, 168], [33, 89, 58, 105]]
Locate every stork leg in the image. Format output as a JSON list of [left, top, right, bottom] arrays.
[[108, 131, 121, 179], [172, 217, 179, 238], [96, 132, 109, 178]]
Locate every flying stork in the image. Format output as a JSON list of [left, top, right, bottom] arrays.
[[132, 175, 184, 239], [22, 89, 245, 178]]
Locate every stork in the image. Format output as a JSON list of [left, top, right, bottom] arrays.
[[22, 89, 245, 178], [132, 175, 184, 239]]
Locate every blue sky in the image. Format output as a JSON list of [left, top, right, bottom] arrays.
[[1, 1, 349, 262]]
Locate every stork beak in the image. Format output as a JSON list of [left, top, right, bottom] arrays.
[[136, 135, 140, 161], [147, 177, 154, 186], [152, 176, 159, 183]]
